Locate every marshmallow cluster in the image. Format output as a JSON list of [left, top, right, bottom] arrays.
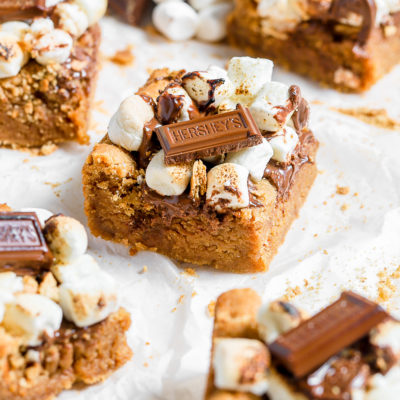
[[0, 0, 106, 79], [152, 0, 233, 42]]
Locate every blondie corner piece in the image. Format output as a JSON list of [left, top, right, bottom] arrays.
[[82, 57, 318, 273], [0, 205, 132, 400], [227, 0, 400, 92], [205, 289, 400, 399], [0, 1, 107, 149]]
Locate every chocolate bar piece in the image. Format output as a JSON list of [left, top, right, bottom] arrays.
[[269, 291, 388, 378], [108, 0, 150, 26], [0, 212, 53, 272], [156, 105, 263, 165], [0, 0, 49, 23]]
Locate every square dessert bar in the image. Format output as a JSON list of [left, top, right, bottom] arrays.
[[206, 288, 400, 399], [108, 0, 151, 25], [83, 57, 318, 273], [0, 0, 107, 149], [228, 0, 400, 92], [0, 206, 132, 400]]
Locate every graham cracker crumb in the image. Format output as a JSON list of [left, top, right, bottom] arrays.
[[178, 295, 184, 304], [336, 185, 350, 195], [208, 301, 216, 317], [341, 204, 349, 211], [139, 266, 148, 274], [182, 268, 198, 278], [109, 45, 135, 66]]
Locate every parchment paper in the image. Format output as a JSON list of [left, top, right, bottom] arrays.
[[1, 17, 400, 400]]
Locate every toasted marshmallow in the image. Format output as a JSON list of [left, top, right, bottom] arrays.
[[44, 215, 88, 264], [268, 126, 299, 163], [227, 57, 274, 104], [0, 33, 28, 78], [370, 320, 400, 358], [257, 300, 305, 344], [51, 254, 100, 284], [196, 2, 233, 42], [206, 163, 249, 212], [3, 293, 62, 346], [20, 208, 53, 227], [32, 28, 73, 65], [213, 338, 269, 395], [108, 95, 154, 152], [0, 21, 30, 40], [73, 0, 107, 25], [182, 66, 234, 108], [249, 81, 293, 132], [59, 270, 118, 327], [225, 139, 273, 181], [153, 1, 199, 41], [145, 150, 192, 196], [218, 97, 238, 113], [30, 18, 55, 37], [55, 2, 89, 37]]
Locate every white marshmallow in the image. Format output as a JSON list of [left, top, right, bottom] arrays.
[[30, 18, 55, 37], [44, 215, 88, 264], [45, 0, 63, 6], [249, 81, 293, 132], [206, 163, 249, 212], [257, 300, 305, 344], [55, 2, 89, 37], [108, 95, 155, 152], [370, 320, 400, 357], [182, 66, 234, 108], [225, 139, 273, 181], [0, 21, 30, 40], [145, 150, 192, 196], [227, 57, 274, 104], [59, 270, 118, 328], [268, 126, 299, 163], [213, 338, 269, 395], [153, 1, 199, 41], [20, 208, 53, 227], [0, 33, 28, 78], [196, 2, 233, 42], [376, 0, 400, 24], [0, 272, 24, 321], [158, 85, 197, 122], [367, 366, 400, 400], [218, 97, 238, 113], [32, 28, 73, 65], [73, 0, 108, 26], [3, 293, 62, 346], [189, 0, 227, 10]]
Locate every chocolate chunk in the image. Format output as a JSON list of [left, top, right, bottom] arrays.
[[269, 292, 388, 378], [156, 105, 263, 165], [0, 212, 53, 273], [0, 0, 50, 23], [108, 0, 151, 26]]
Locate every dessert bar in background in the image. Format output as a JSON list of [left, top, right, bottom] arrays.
[[228, 0, 400, 92], [108, 0, 151, 26], [82, 56, 318, 273], [0, 205, 132, 400], [206, 288, 400, 399], [0, 0, 107, 149]]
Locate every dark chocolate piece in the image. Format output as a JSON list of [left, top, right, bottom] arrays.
[[0, 212, 53, 273], [269, 292, 388, 378], [156, 105, 263, 165], [108, 0, 151, 26], [0, 0, 49, 23]]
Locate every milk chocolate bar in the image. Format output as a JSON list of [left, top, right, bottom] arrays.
[[269, 291, 388, 378], [156, 105, 263, 165], [0, 212, 53, 272], [0, 0, 49, 22], [108, 0, 150, 25]]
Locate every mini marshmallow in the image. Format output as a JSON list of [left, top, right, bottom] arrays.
[[249, 81, 293, 132], [20, 208, 53, 227], [366, 366, 400, 399], [213, 338, 269, 395], [227, 57, 274, 104], [0, 33, 28, 78], [153, 1, 199, 41], [0, 272, 24, 321], [196, 2, 233, 42], [30, 18, 55, 37], [32, 28, 73, 65], [370, 320, 400, 357], [44, 215, 88, 264], [55, 2, 89, 37], [257, 300, 305, 344], [189, 0, 227, 10], [225, 139, 273, 181], [108, 95, 154, 151], [74, 0, 108, 26], [0, 21, 30, 40], [206, 163, 249, 212], [268, 126, 299, 163], [145, 150, 192, 196], [182, 66, 234, 108], [3, 293, 62, 346], [59, 270, 118, 327]]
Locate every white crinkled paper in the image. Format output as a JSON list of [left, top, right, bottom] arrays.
[[1, 17, 400, 400]]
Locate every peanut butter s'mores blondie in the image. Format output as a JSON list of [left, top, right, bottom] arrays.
[[228, 0, 400, 92], [206, 289, 400, 399], [82, 57, 318, 273], [0, 205, 132, 400], [0, 0, 106, 149]]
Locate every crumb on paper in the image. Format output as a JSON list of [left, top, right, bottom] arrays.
[[336, 185, 350, 195], [182, 267, 198, 278], [109, 45, 135, 66], [323, 249, 328, 255], [341, 203, 349, 211], [282, 286, 302, 302], [145, 342, 150, 346], [208, 301, 216, 317], [93, 100, 109, 116], [171, 307, 177, 313], [143, 362, 149, 367], [178, 295, 184, 304], [192, 291, 197, 298], [139, 265, 148, 274]]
